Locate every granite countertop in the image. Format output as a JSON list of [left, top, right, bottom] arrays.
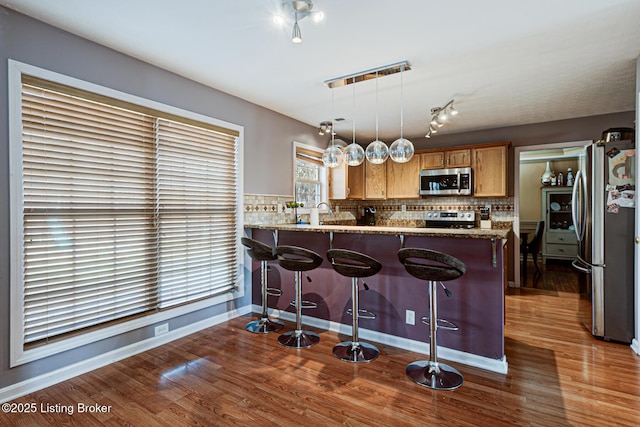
[[244, 223, 511, 240]]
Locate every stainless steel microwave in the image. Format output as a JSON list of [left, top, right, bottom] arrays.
[[419, 167, 473, 196]]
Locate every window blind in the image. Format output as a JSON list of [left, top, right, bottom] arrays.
[[20, 81, 239, 346]]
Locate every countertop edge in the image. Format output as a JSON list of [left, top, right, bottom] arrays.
[[244, 223, 511, 240]]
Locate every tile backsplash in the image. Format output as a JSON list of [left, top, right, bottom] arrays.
[[244, 193, 515, 226]]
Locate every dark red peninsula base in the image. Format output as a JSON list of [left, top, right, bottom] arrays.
[[246, 224, 509, 373]]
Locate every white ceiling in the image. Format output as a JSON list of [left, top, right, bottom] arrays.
[[2, 0, 640, 142]]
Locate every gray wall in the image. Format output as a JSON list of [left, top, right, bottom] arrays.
[[0, 6, 327, 389], [408, 111, 636, 195]]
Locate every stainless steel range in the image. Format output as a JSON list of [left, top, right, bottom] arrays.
[[424, 210, 476, 229]]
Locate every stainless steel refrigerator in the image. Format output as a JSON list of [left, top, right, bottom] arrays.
[[572, 139, 635, 343]]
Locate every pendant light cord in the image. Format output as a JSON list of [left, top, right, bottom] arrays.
[[400, 65, 404, 138], [375, 71, 379, 141], [352, 76, 356, 144]]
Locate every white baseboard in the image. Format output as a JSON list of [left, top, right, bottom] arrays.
[[632, 338, 640, 355], [0, 305, 252, 404], [260, 305, 509, 375]]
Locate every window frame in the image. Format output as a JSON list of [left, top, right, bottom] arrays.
[[292, 141, 329, 213], [8, 60, 245, 367]]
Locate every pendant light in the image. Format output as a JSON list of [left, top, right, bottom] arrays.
[[365, 71, 389, 164], [343, 76, 365, 166], [322, 87, 343, 168], [389, 64, 414, 163]]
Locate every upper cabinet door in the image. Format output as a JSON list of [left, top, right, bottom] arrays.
[[472, 145, 508, 197], [420, 152, 445, 169], [446, 149, 471, 168], [386, 155, 421, 199], [364, 162, 386, 199]]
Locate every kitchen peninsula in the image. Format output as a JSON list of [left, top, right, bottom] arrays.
[[245, 223, 510, 373]]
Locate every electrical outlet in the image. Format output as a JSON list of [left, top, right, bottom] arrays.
[[335, 205, 339, 213], [154, 323, 169, 336], [406, 310, 415, 325], [401, 204, 407, 212], [277, 203, 283, 214]]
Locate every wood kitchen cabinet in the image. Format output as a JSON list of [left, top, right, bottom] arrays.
[[365, 161, 386, 199], [329, 162, 364, 200], [386, 155, 421, 199], [472, 144, 508, 197], [420, 152, 445, 169], [420, 148, 471, 170], [446, 148, 471, 167]]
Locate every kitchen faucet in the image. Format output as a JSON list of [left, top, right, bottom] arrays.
[[316, 202, 333, 215]]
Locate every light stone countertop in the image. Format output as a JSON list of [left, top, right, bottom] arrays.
[[244, 223, 511, 240]]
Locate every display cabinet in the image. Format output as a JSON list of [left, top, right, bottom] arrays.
[[541, 187, 578, 262]]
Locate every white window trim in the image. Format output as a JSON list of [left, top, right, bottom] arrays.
[[292, 141, 329, 214], [8, 59, 245, 367]]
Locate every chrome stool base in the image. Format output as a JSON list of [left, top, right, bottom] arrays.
[[406, 360, 464, 391], [333, 341, 379, 363], [245, 317, 284, 334], [278, 330, 320, 349]]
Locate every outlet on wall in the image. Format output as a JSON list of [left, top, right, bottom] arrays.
[[405, 309, 415, 325], [154, 323, 169, 336], [401, 204, 406, 212]]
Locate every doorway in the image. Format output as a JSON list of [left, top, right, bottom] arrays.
[[513, 140, 591, 289]]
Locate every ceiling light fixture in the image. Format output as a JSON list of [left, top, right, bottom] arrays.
[[389, 64, 414, 163], [365, 71, 389, 165], [322, 87, 343, 168], [343, 76, 365, 166], [425, 100, 458, 139], [275, 1, 324, 44], [318, 121, 332, 135]]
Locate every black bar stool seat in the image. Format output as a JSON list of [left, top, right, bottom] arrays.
[[327, 249, 382, 363], [274, 245, 324, 349], [241, 237, 284, 334], [398, 248, 467, 391]]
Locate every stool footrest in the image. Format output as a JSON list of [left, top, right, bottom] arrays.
[[266, 287, 282, 297], [346, 308, 377, 320], [290, 300, 318, 310], [420, 316, 459, 331]]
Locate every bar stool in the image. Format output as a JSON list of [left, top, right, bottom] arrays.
[[241, 237, 284, 334], [327, 249, 382, 363], [398, 247, 467, 390], [274, 245, 324, 348]]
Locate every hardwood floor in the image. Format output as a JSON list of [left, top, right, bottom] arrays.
[[521, 258, 581, 293], [2, 288, 639, 426]]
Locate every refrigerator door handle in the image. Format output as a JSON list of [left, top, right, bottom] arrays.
[[571, 169, 583, 242]]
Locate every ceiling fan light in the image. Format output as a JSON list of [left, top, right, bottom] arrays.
[[292, 21, 302, 43], [311, 10, 324, 23]]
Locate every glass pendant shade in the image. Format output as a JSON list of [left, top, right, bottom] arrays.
[[322, 145, 343, 168], [344, 143, 365, 166], [365, 140, 389, 164], [389, 137, 415, 163]]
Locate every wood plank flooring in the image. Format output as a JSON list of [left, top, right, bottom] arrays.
[[2, 285, 639, 426]]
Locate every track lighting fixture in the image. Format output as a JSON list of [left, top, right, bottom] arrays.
[[318, 121, 332, 136], [425, 100, 458, 138], [274, 1, 324, 44]]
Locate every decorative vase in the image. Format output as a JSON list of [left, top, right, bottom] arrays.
[[541, 161, 552, 186]]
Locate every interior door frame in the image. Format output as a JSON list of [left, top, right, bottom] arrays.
[[513, 140, 592, 287]]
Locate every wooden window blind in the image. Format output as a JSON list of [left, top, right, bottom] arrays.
[[20, 80, 239, 346]]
